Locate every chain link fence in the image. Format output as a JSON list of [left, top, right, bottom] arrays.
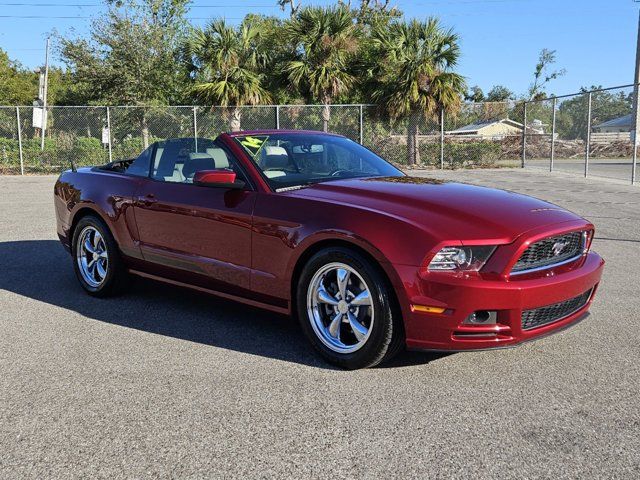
[[523, 84, 637, 183], [0, 102, 521, 175], [1, 86, 638, 184]]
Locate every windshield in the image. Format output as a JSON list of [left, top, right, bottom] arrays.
[[233, 133, 403, 190]]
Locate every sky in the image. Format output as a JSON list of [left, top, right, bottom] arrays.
[[0, 0, 637, 98]]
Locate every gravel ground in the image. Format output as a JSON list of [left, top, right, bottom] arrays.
[[1, 170, 639, 479]]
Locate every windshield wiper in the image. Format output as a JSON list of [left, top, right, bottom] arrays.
[[274, 174, 367, 192], [275, 184, 308, 192]]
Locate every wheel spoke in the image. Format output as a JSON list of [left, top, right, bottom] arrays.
[[327, 312, 343, 340], [92, 230, 103, 250], [347, 312, 368, 342], [96, 259, 107, 279], [80, 256, 90, 271], [87, 260, 97, 279], [336, 268, 350, 299], [84, 238, 96, 254], [350, 289, 371, 306], [317, 285, 339, 305]]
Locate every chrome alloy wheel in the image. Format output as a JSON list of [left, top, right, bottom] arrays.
[[76, 226, 109, 288], [307, 262, 374, 354]]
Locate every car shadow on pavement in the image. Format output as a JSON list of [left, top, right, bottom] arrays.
[[0, 240, 448, 370]]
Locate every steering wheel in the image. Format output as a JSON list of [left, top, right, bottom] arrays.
[[329, 169, 351, 177]]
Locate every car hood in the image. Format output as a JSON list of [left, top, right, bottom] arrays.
[[289, 176, 585, 243]]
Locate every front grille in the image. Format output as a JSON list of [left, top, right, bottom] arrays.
[[521, 289, 592, 330], [512, 231, 585, 274]]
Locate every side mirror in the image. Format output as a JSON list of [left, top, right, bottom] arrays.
[[193, 169, 245, 189]]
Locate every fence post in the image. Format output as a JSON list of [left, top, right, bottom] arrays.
[[585, 92, 592, 178], [359, 105, 364, 144], [106, 107, 112, 163], [550, 97, 556, 172], [521, 102, 527, 168], [276, 105, 280, 130], [16, 107, 24, 175], [440, 107, 445, 169], [632, 80, 639, 184], [634, 98, 639, 184], [193, 106, 198, 151]]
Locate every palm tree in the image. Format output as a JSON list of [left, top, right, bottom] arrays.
[[183, 18, 271, 131], [371, 18, 465, 165], [284, 6, 359, 132]]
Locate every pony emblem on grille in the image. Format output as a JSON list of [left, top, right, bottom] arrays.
[[552, 240, 568, 256]]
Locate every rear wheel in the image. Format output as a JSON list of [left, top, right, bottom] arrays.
[[296, 247, 404, 369], [72, 215, 129, 297]]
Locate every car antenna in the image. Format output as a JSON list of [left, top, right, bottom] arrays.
[[69, 157, 77, 172]]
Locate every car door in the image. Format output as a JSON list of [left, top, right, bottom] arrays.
[[133, 138, 256, 294]]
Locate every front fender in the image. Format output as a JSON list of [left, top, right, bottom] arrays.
[[250, 192, 435, 308]]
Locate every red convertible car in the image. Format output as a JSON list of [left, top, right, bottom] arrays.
[[54, 131, 604, 369]]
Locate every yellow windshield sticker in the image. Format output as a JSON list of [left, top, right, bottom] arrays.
[[238, 136, 268, 158]]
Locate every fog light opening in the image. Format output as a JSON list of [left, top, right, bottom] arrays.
[[464, 310, 497, 325]]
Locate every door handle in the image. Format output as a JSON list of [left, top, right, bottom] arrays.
[[137, 193, 157, 206]]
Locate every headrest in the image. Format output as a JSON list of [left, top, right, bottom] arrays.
[[206, 148, 230, 169], [182, 152, 215, 178], [262, 146, 290, 169], [264, 146, 287, 156], [189, 152, 213, 161]]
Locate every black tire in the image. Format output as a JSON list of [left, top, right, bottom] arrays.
[[71, 214, 129, 297], [296, 247, 404, 369]]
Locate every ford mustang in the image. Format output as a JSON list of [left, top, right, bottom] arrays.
[[54, 131, 604, 369]]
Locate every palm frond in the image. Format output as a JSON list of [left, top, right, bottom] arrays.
[[370, 17, 465, 119], [185, 17, 271, 106]]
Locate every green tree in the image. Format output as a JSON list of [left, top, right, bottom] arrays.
[[278, 0, 300, 17], [348, 1, 402, 105], [183, 18, 272, 131], [241, 14, 295, 105], [557, 86, 632, 140], [465, 85, 485, 102], [371, 18, 465, 165], [529, 48, 565, 100], [0, 49, 37, 105], [350, 0, 401, 27], [486, 85, 513, 102], [59, 0, 190, 146], [283, 5, 360, 132]]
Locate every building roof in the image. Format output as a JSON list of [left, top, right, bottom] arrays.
[[593, 114, 633, 129], [447, 118, 524, 134]]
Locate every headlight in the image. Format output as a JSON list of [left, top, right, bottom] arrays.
[[428, 246, 496, 272]]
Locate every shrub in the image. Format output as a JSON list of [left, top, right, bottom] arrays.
[[0, 137, 21, 174], [441, 141, 501, 168], [70, 136, 107, 167]]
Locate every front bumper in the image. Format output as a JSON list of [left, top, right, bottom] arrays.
[[396, 251, 604, 351]]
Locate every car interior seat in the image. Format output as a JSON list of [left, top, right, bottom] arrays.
[[262, 146, 290, 178], [206, 147, 230, 169], [182, 152, 216, 181]]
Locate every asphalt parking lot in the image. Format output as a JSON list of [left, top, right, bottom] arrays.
[[1, 170, 639, 478], [525, 157, 636, 184]]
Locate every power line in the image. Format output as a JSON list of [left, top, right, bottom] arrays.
[[0, 14, 93, 18], [0, 14, 246, 18], [0, 2, 276, 6]]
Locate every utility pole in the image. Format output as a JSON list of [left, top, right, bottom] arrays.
[[632, 7, 640, 184], [40, 37, 50, 151]]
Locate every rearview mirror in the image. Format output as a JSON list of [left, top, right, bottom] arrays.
[[193, 169, 245, 189]]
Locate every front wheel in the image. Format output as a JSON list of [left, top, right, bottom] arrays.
[[296, 247, 404, 369], [72, 215, 129, 297]]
